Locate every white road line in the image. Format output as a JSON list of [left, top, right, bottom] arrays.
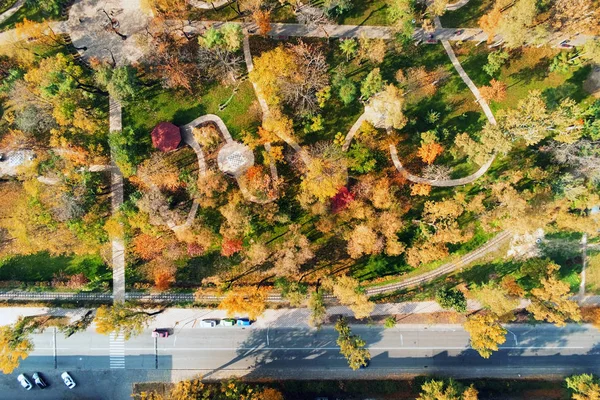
[[109, 332, 125, 369], [80, 345, 588, 351]]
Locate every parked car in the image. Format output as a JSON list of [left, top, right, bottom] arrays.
[[222, 318, 236, 327], [152, 328, 169, 338], [236, 319, 251, 326], [32, 372, 47, 389], [61, 371, 76, 389], [200, 319, 217, 328], [17, 374, 32, 391]]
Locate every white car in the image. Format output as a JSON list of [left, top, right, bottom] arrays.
[[200, 319, 217, 327], [61, 371, 76, 389], [17, 374, 32, 390]]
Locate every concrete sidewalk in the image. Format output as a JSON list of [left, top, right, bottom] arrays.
[[0, 300, 523, 328]]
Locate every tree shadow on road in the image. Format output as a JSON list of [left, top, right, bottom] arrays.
[[203, 311, 385, 379]]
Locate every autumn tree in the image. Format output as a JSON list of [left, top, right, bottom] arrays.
[[497, 0, 538, 48], [454, 122, 511, 165], [418, 142, 444, 165], [364, 84, 407, 130], [464, 313, 507, 358], [551, 0, 599, 36], [479, 79, 507, 102], [357, 36, 387, 64], [418, 379, 479, 400], [388, 0, 416, 41], [325, 275, 375, 319], [136, 153, 183, 191], [0, 317, 38, 374], [94, 304, 157, 340], [527, 269, 582, 326], [566, 374, 600, 400], [335, 317, 371, 370], [254, 9, 272, 36], [427, 0, 448, 17], [146, 28, 198, 92], [218, 287, 268, 320], [298, 142, 347, 206], [272, 224, 314, 276], [250, 42, 329, 115], [23, 53, 103, 132], [347, 224, 383, 258], [473, 284, 519, 321], [308, 289, 327, 328], [396, 66, 449, 100], [411, 183, 432, 196], [498, 91, 582, 146], [479, 6, 502, 43]]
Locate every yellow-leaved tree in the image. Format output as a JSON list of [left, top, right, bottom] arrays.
[[218, 287, 269, 320], [0, 321, 34, 374], [463, 313, 507, 359], [94, 304, 157, 340]]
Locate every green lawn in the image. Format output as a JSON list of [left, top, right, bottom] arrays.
[[339, 0, 390, 26], [0, 253, 108, 282], [0, 0, 17, 15], [585, 252, 600, 294], [439, 0, 495, 28], [0, 2, 67, 31], [456, 44, 595, 112], [124, 80, 260, 146]]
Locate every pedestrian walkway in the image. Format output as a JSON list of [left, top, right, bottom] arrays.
[[109, 332, 125, 369], [109, 97, 125, 304]]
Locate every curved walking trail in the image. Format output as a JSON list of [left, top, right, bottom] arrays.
[[374, 14, 497, 187], [0, 0, 23, 25], [0, 230, 512, 303], [445, 0, 471, 11]]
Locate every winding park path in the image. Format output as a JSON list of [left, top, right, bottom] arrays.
[[0, 0, 23, 25]]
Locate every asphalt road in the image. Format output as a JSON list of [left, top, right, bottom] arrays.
[[2, 323, 600, 399]]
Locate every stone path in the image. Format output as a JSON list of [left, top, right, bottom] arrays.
[[445, 0, 471, 11], [389, 143, 496, 187], [381, 15, 498, 187], [241, 33, 310, 166], [109, 97, 125, 304], [189, 0, 232, 10], [0, 0, 23, 25], [342, 113, 367, 152]]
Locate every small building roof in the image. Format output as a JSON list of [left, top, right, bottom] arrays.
[[152, 122, 181, 152], [217, 141, 254, 178]]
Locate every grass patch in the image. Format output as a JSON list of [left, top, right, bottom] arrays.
[[585, 252, 600, 294], [0, 0, 17, 14], [0, 1, 67, 31], [439, 0, 495, 28], [339, 0, 390, 26], [124, 80, 260, 151], [0, 253, 108, 282], [456, 44, 595, 112]]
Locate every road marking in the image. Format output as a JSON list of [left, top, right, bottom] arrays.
[[82, 345, 588, 352], [109, 332, 125, 369]]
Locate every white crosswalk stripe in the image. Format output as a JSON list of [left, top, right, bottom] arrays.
[[109, 332, 125, 369]]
